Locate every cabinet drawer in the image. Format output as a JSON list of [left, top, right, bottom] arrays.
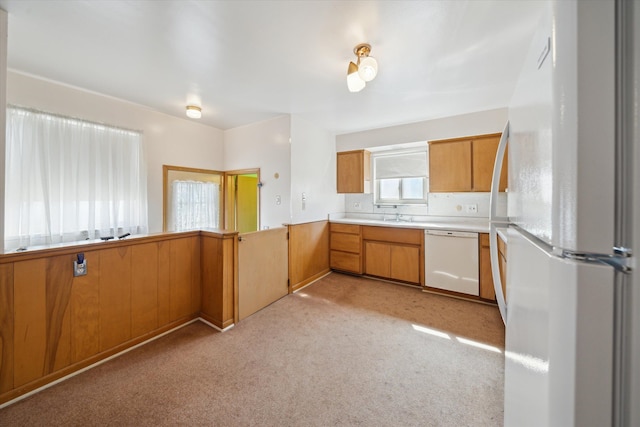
[[330, 233, 361, 253], [330, 250, 361, 273], [362, 226, 422, 245], [330, 223, 361, 234]]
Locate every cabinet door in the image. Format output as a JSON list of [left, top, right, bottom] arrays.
[[472, 136, 507, 192], [364, 241, 390, 278], [337, 150, 370, 193], [498, 237, 507, 302], [478, 234, 496, 300], [390, 245, 420, 284], [429, 140, 472, 192]]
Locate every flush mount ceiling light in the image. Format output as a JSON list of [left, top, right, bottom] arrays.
[[186, 105, 202, 119], [347, 43, 378, 92]]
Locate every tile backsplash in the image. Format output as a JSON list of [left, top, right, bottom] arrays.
[[344, 192, 507, 219]]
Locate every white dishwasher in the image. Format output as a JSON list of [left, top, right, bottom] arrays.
[[424, 230, 479, 296]]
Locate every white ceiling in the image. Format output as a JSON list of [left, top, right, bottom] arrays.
[[0, 0, 545, 135]]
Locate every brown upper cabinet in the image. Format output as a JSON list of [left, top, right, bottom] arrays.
[[428, 133, 507, 192], [337, 150, 371, 193]]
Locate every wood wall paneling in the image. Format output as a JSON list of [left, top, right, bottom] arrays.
[[45, 255, 73, 373], [131, 243, 159, 337], [13, 259, 47, 387], [0, 264, 14, 393], [288, 221, 330, 292], [70, 251, 100, 363], [157, 241, 171, 327], [169, 238, 193, 321], [99, 247, 132, 352], [200, 236, 222, 323], [190, 237, 202, 315], [0, 231, 236, 404], [224, 236, 237, 326], [201, 233, 238, 329]]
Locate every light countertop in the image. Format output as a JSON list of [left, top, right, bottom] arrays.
[[330, 216, 491, 233]]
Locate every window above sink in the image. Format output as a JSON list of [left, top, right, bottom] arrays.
[[372, 148, 428, 206]]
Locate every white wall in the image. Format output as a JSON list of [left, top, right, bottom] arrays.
[[7, 71, 225, 234], [336, 108, 509, 219], [223, 115, 292, 229], [290, 115, 344, 224], [336, 108, 507, 151]]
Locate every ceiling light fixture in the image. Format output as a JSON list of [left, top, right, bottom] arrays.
[[347, 61, 366, 93], [347, 43, 378, 92], [186, 105, 202, 119]]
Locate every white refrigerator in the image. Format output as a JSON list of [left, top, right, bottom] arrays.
[[488, 1, 639, 426]]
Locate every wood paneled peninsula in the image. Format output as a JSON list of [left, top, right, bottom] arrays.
[[0, 230, 238, 405]]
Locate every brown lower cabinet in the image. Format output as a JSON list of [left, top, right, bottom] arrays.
[[364, 241, 421, 284], [362, 226, 424, 286], [478, 232, 507, 302], [329, 223, 362, 274], [329, 223, 424, 286]]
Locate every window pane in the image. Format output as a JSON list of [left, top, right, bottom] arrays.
[[402, 177, 424, 199], [379, 178, 400, 199]]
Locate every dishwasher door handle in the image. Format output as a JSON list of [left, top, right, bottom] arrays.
[[425, 230, 477, 238]]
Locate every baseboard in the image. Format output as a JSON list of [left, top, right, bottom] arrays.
[[292, 269, 332, 293], [198, 317, 234, 332]]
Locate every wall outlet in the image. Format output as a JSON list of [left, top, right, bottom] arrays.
[[73, 254, 87, 277], [354, 202, 361, 210], [465, 204, 478, 213], [275, 195, 281, 205]]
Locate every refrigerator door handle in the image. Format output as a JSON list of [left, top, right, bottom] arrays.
[[490, 121, 509, 324], [490, 121, 509, 223]]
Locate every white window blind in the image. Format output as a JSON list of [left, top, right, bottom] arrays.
[[375, 151, 427, 179], [374, 150, 428, 205], [5, 106, 148, 249]]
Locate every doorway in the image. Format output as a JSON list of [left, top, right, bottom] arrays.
[[225, 169, 260, 233]]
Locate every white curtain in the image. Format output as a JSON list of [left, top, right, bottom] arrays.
[[5, 106, 148, 249], [172, 180, 219, 231]]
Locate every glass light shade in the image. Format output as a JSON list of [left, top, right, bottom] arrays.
[[347, 62, 366, 92], [186, 105, 202, 119], [357, 56, 378, 82]]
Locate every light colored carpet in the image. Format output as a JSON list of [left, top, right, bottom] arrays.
[[0, 273, 505, 426]]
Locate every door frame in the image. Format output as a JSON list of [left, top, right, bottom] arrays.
[[224, 168, 261, 232]]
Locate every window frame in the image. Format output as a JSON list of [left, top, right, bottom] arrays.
[[162, 165, 224, 232], [372, 148, 428, 206]]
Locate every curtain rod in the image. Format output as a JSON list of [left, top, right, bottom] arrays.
[[8, 104, 144, 135]]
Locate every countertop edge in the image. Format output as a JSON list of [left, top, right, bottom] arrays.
[[330, 218, 490, 233]]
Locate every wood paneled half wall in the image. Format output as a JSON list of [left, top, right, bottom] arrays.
[[0, 230, 237, 406], [287, 221, 330, 292]]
